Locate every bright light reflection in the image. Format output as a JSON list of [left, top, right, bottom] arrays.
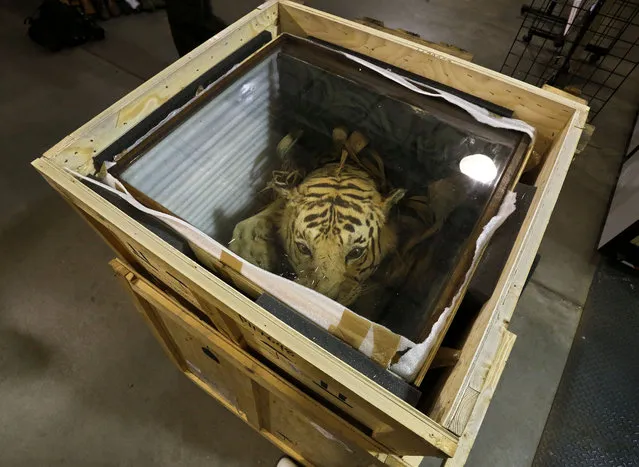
[[459, 154, 497, 184]]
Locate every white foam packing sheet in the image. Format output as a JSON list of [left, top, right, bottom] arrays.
[[68, 50, 532, 383]]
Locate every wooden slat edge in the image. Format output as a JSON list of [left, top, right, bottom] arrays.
[[32, 158, 458, 457], [111, 259, 188, 372], [443, 331, 516, 467], [187, 372, 313, 466], [434, 108, 587, 430], [277, 0, 589, 147], [383, 454, 420, 467], [278, 0, 589, 112], [353, 18, 474, 61], [43, 0, 280, 175], [542, 84, 588, 106]]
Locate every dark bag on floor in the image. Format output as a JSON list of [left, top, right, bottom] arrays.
[[25, 0, 105, 51]]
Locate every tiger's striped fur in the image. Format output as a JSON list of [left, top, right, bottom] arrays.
[[229, 129, 405, 307], [276, 163, 404, 306]]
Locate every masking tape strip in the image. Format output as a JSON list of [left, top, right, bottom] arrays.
[[371, 325, 402, 368], [220, 250, 243, 273], [328, 309, 371, 350], [213, 249, 262, 297]]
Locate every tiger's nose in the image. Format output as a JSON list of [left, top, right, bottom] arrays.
[[314, 278, 341, 300], [296, 273, 340, 299]]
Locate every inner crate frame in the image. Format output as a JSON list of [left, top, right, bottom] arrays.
[[32, 1, 589, 463], [110, 32, 533, 350]]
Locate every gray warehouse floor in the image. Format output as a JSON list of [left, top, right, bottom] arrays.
[[0, 1, 637, 466]]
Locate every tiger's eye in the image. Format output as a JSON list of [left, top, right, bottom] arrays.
[[296, 242, 312, 256], [346, 247, 365, 261]]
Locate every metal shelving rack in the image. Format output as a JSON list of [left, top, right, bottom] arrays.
[[501, 0, 639, 120]]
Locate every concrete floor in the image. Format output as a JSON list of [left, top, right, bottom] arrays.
[[0, 1, 637, 466]]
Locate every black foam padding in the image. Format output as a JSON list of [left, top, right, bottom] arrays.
[[465, 183, 536, 307], [307, 36, 514, 119], [83, 180, 197, 260], [256, 294, 422, 406], [93, 30, 273, 170], [533, 258, 639, 466]]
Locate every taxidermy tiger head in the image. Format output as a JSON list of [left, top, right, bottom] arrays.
[[275, 163, 405, 306]]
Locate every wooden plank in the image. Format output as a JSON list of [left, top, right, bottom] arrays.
[[266, 390, 386, 466], [446, 388, 480, 436], [251, 380, 272, 431], [278, 1, 588, 157], [120, 264, 392, 464], [539, 87, 593, 154], [228, 365, 264, 430], [114, 262, 269, 428], [260, 431, 312, 467], [429, 301, 492, 425], [43, 0, 279, 175], [190, 287, 246, 344], [186, 371, 311, 466], [542, 84, 588, 106], [443, 331, 516, 467], [150, 298, 250, 413], [372, 426, 445, 459], [430, 108, 587, 431], [119, 258, 313, 466], [32, 159, 459, 458], [353, 18, 473, 61], [184, 372, 245, 418], [112, 264, 187, 372], [190, 375, 311, 466]]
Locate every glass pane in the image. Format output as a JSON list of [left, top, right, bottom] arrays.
[[119, 36, 531, 343]]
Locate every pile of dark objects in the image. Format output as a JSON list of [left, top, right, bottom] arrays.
[[26, 0, 166, 51]]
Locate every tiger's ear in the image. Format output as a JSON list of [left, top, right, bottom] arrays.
[[382, 189, 406, 215]]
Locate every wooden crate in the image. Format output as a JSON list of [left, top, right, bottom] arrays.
[[112, 259, 393, 466], [32, 1, 589, 464]]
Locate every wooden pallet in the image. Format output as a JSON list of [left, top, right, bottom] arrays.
[[32, 1, 589, 464]]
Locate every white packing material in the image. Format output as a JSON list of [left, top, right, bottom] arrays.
[[390, 191, 518, 380], [343, 52, 536, 141]]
